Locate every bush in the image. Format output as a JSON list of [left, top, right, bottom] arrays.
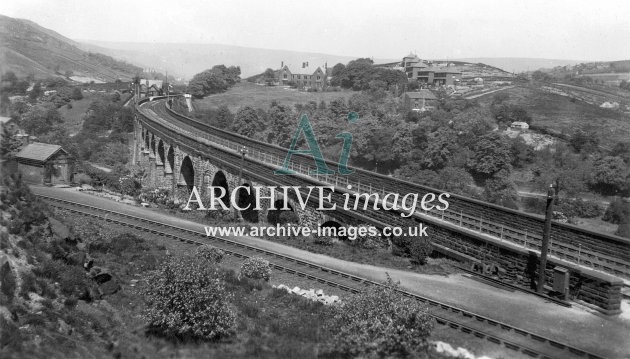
[[239, 257, 271, 281], [143, 255, 236, 341], [556, 199, 602, 218], [0, 262, 16, 301], [59, 266, 90, 297], [602, 198, 630, 224], [323, 276, 434, 358], [409, 237, 433, 265], [196, 245, 225, 263]]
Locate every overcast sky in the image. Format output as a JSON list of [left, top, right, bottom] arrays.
[[1, 0, 629, 61]]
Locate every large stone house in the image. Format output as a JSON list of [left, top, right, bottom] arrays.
[[15, 142, 73, 185], [404, 90, 438, 111], [277, 62, 328, 90]]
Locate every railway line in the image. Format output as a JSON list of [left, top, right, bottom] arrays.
[[39, 194, 607, 359], [139, 98, 630, 280]]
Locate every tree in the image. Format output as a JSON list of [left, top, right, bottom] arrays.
[[590, 156, 629, 195], [29, 82, 42, 100], [484, 172, 518, 208], [262, 68, 276, 86], [0, 127, 22, 160], [569, 129, 599, 154], [467, 133, 513, 179], [533, 144, 590, 200]]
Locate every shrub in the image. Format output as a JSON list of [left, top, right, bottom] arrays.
[[556, 199, 602, 218], [196, 245, 225, 263], [409, 237, 433, 265], [0, 262, 16, 301], [239, 257, 271, 281], [323, 276, 434, 358], [143, 255, 236, 341], [602, 198, 630, 224], [59, 266, 90, 297]]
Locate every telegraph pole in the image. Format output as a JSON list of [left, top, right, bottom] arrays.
[[537, 184, 556, 293]]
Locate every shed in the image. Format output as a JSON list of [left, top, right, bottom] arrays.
[[15, 142, 73, 184]]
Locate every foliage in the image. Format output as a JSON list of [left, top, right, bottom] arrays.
[[118, 174, 141, 196], [323, 276, 434, 358], [187, 65, 241, 98], [467, 133, 513, 179], [0, 174, 48, 234], [589, 156, 629, 195], [330, 58, 407, 92], [555, 199, 602, 219], [0, 126, 23, 159], [484, 172, 518, 208], [0, 262, 16, 301], [239, 257, 271, 281], [20, 102, 63, 135], [491, 103, 532, 126], [313, 236, 335, 246], [532, 144, 590, 197], [143, 254, 236, 341], [408, 237, 433, 265], [602, 198, 630, 225], [196, 245, 225, 263], [569, 129, 600, 154]]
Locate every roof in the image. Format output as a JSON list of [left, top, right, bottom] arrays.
[[15, 142, 67, 162], [418, 67, 462, 74], [283, 64, 325, 76], [0, 116, 12, 124], [405, 90, 438, 100]]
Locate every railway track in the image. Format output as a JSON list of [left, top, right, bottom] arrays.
[[139, 98, 630, 279], [40, 194, 606, 359]]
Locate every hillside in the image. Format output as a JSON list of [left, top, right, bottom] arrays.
[[77, 40, 398, 79], [456, 57, 584, 73], [0, 14, 142, 81]]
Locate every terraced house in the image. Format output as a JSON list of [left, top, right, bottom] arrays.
[[278, 62, 328, 90]]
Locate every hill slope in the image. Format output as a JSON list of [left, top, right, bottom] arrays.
[[77, 40, 398, 79], [0, 14, 142, 81]]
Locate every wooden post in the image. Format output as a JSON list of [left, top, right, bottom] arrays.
[[537, 184, 556, 294]]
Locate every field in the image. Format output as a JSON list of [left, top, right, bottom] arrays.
[[193, 82, 358, 112], [477, 85, 630, 147]]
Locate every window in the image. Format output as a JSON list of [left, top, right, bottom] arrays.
[[317, 76, 321, 80], [283, 74, 287, 79]]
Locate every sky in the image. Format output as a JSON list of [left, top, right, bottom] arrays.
[[1, 0, 629, 61]]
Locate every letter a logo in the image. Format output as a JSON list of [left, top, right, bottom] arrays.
[[275, 114, 334, 175]]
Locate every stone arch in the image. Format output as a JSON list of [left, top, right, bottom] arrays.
[[166, 146, 175, 173], [178, 156, 195, 191], [144, 131, 150, 149], [320, 220, 347, 240], [157, 140, 165, 165], [211, 171, 230, 204], [236, 183, 258, 223], [267, 200, 298, 225]]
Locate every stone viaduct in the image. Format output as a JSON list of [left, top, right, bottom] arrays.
[[132, 97, 628, 315]]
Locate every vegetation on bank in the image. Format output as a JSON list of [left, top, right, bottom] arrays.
[[0, 177, 441, 358]]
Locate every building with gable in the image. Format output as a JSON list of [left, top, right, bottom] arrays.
[[15, 142, 74, 184], [277, 62, 328, 90]]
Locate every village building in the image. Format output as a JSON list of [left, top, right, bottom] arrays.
[[375, 53, 462, 86], [15, 142, 74, 185], [404, 90, 438, 111], [277, 62, 328, 90]]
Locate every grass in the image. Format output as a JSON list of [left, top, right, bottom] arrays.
[[57, 92, 111, 135], [193, 82, 358, 112], [477, 85, 630, 147]]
